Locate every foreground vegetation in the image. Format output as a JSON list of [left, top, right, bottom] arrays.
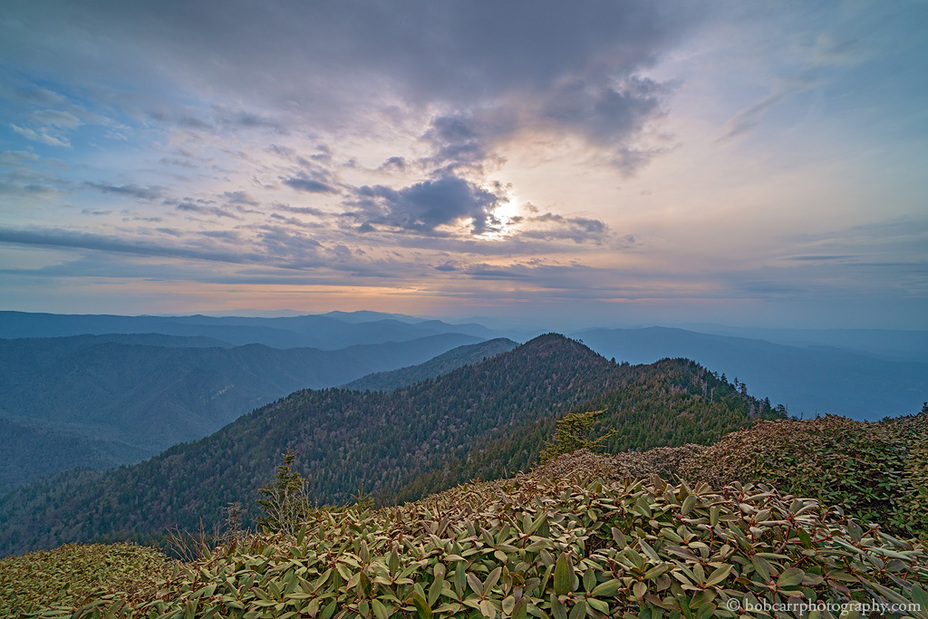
[[682, 408, 928, 539], [4, 439, 927, 618], [0, 543, 173, 616]]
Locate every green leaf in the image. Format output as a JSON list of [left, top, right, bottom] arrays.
[[587, 597, 610, 614], [502, 595, 516, 615], [550, 594, 568, 619], [681, 494, 697, 515], [371, 599, 391, 619], [704, 565, 731, 587], [911, 586, 928, 619], [485, 566, 502, 593], [553, 553, 573, 596], [611, 527, 627, 547], [467, 573, 484, 596], [428, 576, 443, 607], [412, 592, 433, 619], [568, 600, 586, 619], [320, 600, 337, 619], [591, 579, 622, 597], [777, 567, 803, 588]]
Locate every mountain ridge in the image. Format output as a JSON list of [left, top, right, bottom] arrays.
[[574, 326, 928, 420], [340, 338, 520, 392], [0, 332, 481, 491], [0, 334, 781, 556]]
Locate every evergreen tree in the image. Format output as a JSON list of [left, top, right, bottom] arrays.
[[540, 409, 616, 462], [257, 451, 310, 536]]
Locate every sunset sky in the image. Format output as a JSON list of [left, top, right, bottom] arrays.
[[1, 1, 926, 328]]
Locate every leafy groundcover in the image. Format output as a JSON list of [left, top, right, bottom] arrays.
[[20, 466, 928, 618]]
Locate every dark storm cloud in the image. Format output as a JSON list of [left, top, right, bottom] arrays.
[[347, 175, 503, 235], [85, 182, 163, 201]]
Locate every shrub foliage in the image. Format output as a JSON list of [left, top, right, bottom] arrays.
[[22, 454, 928, 619], [681, 410, 928, 539], [0, 543, 172, 616]]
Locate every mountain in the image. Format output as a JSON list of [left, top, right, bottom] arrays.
[[0, 334, 781, 556], [0, 418, 149, 495], [0, 332, 480, 490], [0, 311, 500, 349], [574, 326, 928, 420], [341, 338, 519, 391]]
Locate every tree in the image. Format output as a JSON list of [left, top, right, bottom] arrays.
[[257, 451, 311, 536], [540, 409, 617, 463]]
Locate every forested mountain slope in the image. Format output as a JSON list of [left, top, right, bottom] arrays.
[[575, 326, 928, 420], [0, 332, 479, 489], [341, 338, 519, 391], [0, 418, 149, 495], [0, 334, 781, 556]]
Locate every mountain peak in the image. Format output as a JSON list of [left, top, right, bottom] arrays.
[[506, 333, 609, 365]]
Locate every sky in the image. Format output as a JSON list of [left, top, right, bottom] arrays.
[[1, 0, 926, 329]]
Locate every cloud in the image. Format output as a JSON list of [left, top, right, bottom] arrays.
[[418, 75, 670, 175], [435, 261, 460, 272], [4, 2, 692, 172], [10, 123, 70, 147], [0, 181, 57, 198], [786, 255, 854, 262], [169, 198, 239, 219], [86, 182, 163, 201], [0, 150, 40, 166], [716, 79, 812, 143], [420, 112, 514, 174], [519, 212, 610, 244], [378, 156, 408, 172], [283, 177, 335, 194], [222, 191, 260, 206], [269, 213, 324, 229], [276, 204, 327, 217], [540, 75, 669, 150], [0, 226, 255, 264], [31, 109, 81, 129], [347, 175, 504, 234]]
